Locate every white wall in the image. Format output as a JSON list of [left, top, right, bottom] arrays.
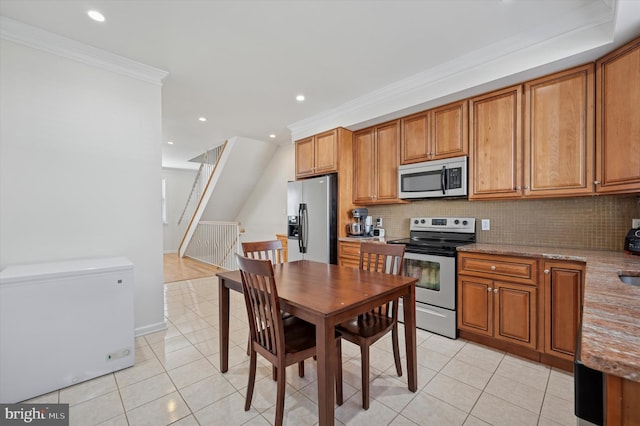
[[0, 40, 165, 336], [236, 144, 295, 244], [162, 167, 197, 253]]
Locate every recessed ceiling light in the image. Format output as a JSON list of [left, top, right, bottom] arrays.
[[269, 134, 276, 139], [167, 141, 174, 145], [296, 95, 305, 102], [87, 10, 105, 22], [198, 117, 207, 122]]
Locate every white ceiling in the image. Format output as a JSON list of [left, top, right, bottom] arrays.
[[1, 0, 639, 169]]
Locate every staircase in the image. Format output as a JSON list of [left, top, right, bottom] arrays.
[[177, 136, 278, 269]]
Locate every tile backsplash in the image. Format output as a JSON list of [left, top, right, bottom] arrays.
[[367, 194, 640, 251]]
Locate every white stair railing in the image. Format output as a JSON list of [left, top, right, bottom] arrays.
[[185, 221, 240, 270], [177, 143, 226, 255]]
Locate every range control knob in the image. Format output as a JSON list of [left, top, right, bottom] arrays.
[[420, 219, 426, 224], [462, 220, 468, 225], [454, 219, 460, 225], [414, 219, 419, 224]]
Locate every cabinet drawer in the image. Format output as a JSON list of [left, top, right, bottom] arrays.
[[338, 241, 361, 259], [338, 257, 361, 269], [458, 253, 537, 285]]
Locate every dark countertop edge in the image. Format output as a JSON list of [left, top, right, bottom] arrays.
[[338, 236, 405, 243], [457, 243, 640, 383]]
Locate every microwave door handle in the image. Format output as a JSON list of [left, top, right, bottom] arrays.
[[441, 166, 446, 195]]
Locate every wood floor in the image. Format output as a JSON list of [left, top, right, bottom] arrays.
[[163, 253, 223, 283]]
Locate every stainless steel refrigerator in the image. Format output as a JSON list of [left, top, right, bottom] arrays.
[[287, 174, 338, 264]]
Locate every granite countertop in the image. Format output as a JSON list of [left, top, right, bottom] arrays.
[[457, 243, 640, 382]]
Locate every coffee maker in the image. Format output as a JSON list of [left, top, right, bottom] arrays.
[[347, 208, 373, 237]]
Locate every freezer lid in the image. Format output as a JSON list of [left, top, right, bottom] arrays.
[[0, 257, 134, 285]]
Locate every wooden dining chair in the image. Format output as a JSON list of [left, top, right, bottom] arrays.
[[241, 240, 296, 369], [336, 242, 406, 410], [236, 254, 343, 426], [242, 239, 286, 265]]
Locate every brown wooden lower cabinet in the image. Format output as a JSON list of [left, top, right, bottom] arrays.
[[543, 261, 584, 361], [458, 275, 537, 350], [275, 233, 289, 262], [338, 240, 361, 268], [605, 374, 640, 426], [458, 252, 585, 370]]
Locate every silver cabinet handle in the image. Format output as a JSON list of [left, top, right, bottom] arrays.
[[594, 180, 601, 185], [515, 186, 521, 190], [487, 287, 492, 292], [544, 269, 550, 274], [493, 288, 498, 293], [490, 265, 496, 271]]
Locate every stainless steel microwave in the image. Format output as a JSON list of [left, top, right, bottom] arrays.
[[398, 156, 467, 199]]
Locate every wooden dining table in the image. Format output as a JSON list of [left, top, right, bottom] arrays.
[[216, 259, 418, 426]]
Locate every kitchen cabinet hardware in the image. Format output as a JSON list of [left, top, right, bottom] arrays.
[[544, 269, 550, 274]]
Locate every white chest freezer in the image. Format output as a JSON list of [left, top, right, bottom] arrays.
[[0, 257, 135, 403]]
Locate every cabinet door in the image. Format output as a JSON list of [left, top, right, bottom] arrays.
[[353, 129, 376, 203], [469, 85, 523, 199], [431, 100, 468, 159], [295, 137, 315, 178], [596, 37, 640, 194], [314, 129, 338, 174], [544, 262, 583, 360], [401, 111, 430, 164], [375, 120, 401, 202], [524, 64, 594, 197], [457, 276, 493, 336], [493, 281, 537, 349]]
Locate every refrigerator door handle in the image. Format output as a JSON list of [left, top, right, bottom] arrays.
[[299, 203, 307, 253]]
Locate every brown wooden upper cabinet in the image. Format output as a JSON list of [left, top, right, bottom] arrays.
[[400, 100, 468, 164], [353, 120, 404, 204], [595, 37, 640, 194], [295, 128, 344, 179], [469, 85, 523, 199], [470, 65, 595, 200], [524, 64, 595, 197]]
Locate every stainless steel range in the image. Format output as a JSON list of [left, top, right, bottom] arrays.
[[388, 217, 476, 339]]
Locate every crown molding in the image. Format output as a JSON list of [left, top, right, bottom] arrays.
[[0, 16, 168, 86], [288, 0, 617, 141]]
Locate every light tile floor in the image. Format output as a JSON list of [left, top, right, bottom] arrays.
[[25, 276, 579, 425]]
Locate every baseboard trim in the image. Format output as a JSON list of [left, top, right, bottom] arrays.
[[135, 320, 167, 337]]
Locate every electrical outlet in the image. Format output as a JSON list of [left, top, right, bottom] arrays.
[[481, 219, 490, 231], [633, 218, 640, 228]]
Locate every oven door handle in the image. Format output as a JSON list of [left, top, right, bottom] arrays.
[[441, 166, 446, 195]]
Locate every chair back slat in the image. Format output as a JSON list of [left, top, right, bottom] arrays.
[[242, 240, 285, 265], [237, 254, 284, 357], [359, 242, 405, 276], [359, 242, 406, 318]]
